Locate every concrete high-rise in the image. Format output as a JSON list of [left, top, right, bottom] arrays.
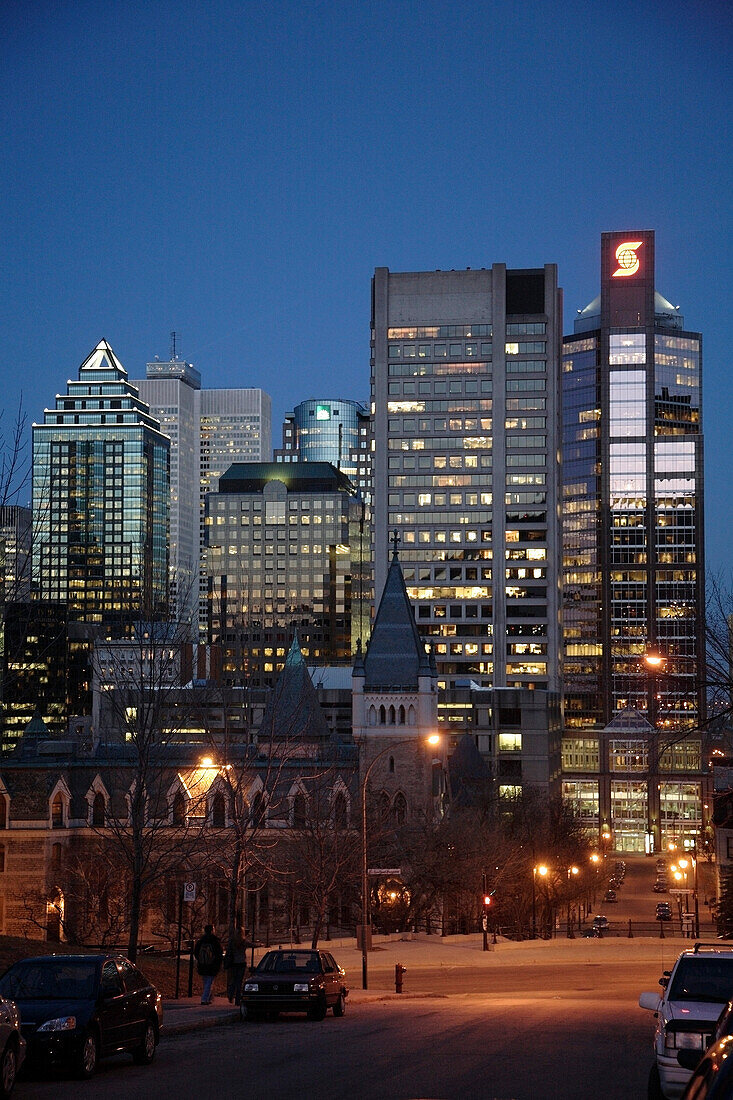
[[371, 265, 563, 696], [33, 340, 170, 625], [561, 231, 705, 853], [134, 351, 271, 634]]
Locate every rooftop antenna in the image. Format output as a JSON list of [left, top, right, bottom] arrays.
[[170, 330, 178, 360]]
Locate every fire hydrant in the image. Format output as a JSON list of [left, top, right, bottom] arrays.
[[395, 963, 406, 993]]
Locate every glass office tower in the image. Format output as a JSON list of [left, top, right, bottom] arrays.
[[371, 265, 563, 694], [274, 398, 371, 502], [562, 231, 705, 852], [33, 340, 170, 625]]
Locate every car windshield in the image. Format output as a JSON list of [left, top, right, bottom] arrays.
[[0, 959, 99, 1001], [669, 959, 733, 1003], [258, 952, 321, 974]]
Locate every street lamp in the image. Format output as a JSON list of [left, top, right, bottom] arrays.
[[532, 864, 548, 940], [359, 733, 442, 990]]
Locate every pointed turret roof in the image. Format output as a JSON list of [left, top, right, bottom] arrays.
[[257, 632, 331, 742], [363, 543, 428, 690]]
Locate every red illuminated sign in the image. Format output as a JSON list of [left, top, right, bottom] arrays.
[[612, 240, 643, 278]]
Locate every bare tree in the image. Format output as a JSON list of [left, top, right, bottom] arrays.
[[91, 620, 211, 960], [278, 765, 360, 947]]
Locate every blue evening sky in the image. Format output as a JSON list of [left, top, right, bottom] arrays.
[[2, 0, 731, 572]]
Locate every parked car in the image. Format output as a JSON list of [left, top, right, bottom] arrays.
[[592, 915, 609, 932], [0, 954, 162, 1079], [241, 949, 348, 1022], [653, 882, 668, 893], [604, 889, 618, 903], [680, 1034, 733, 1098], [639, 943, 733, 1099], [656, 903, 673, 922], [0, 996, 25, 1098], [608, 877, 621, 890]]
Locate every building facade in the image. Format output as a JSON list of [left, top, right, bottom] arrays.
[[205, 462, 370, 687], [371, 265, 563, 696], [134, 354, 272, 634], [561, 231, 705, 853], [33, 340, 170, 626]]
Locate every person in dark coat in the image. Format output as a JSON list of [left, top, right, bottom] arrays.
[[194, 924, 223, 1004], [224, 924, 249, 1005]]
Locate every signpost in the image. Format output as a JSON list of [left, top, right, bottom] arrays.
[[175, 883, 197, 999]]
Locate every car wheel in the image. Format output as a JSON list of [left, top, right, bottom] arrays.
[[76, 1030, 98, 1079], [132, 1020, 157, 1065], [0, 1041, 17, 1099], [647, 1063, 663, 1100], [307, 996, 327, 1021], [333, 993, 346, 1017]]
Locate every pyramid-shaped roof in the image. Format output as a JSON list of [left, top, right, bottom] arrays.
[[78, 339, 128, 379], [257, 633, 331, 742], [603, 707, 654, 734], [363, 545, 429, 690]]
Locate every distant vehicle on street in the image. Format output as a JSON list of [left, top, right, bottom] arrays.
[[0, 954, 162, 1080], [639, 943, 733, 1099], [592, 915, 609, 932], [241, 949, 348, 1022], [0, 995, 24, 1097], [604, 889, 618, 903], [656, 903, 673, 922], [654, 882, 668, 893]]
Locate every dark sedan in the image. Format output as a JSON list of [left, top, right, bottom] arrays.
[[0, 954, 162, 1079], [681, 1033, 733, 1098], [241, 949, 348, 1021]]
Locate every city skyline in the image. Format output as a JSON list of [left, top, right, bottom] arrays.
[[2, 0, 730, 574]]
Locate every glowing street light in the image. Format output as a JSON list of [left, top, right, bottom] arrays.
[[532, 863, 549, 940]]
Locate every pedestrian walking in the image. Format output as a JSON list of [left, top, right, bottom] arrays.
[[194, 923, 223, 1004], [224, 924, 249, 1005]]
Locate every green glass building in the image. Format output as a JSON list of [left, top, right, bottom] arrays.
[[32, 340, 170, 625]]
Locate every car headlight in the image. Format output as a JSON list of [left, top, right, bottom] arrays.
[[293, 983, 310, 993], [243, 983, 258, 992], [38, 1016, 77, 1032], [665, 1029, 707, 1051]]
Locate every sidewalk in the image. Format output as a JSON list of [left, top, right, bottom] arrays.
[[161, 930, 706, 1036]]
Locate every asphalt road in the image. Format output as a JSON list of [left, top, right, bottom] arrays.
[[18, 966, 660, 1099]]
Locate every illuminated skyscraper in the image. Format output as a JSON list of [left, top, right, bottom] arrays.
[[33, 340, 170, 625], [371, 265, 563, 694], [205, 462, 369, 687], [561, 231, 705, 853]]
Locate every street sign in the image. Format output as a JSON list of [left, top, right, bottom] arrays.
[[669, 888, 693, 895], [183, 882, 197, 902], [368, 868, 401, 875]]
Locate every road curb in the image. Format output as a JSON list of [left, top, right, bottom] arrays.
[[165, 1010, 240, 1036]]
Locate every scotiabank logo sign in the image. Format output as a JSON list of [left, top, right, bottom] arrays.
[[612, 240, 643, 277]]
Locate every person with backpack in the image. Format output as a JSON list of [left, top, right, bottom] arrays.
[[194, 923, 223, 1004]]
